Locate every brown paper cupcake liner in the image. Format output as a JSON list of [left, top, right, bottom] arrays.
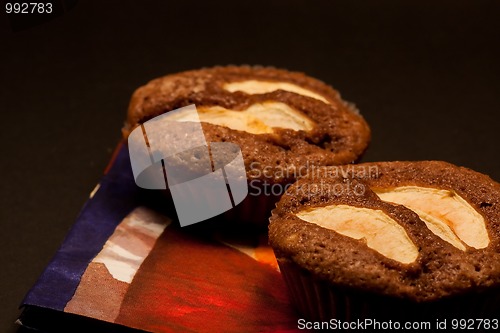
[[161, 183, 282, 228], [278, 259, 500, 322], [222, 191, 281, 227]]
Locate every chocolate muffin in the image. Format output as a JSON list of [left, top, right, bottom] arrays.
[[269, 161, 500, 319], [125, 66, 371, 225]]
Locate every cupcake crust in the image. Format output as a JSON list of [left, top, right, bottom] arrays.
[[125, 65, 355, 133]]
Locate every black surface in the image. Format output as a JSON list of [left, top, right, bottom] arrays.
[[1, 1, 499, 332], [18, 306, 146, 333]]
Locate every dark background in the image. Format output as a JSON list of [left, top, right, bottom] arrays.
[[1, 0, 499, 331]]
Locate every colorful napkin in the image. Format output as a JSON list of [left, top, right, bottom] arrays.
[[20, 142, 301, 332]]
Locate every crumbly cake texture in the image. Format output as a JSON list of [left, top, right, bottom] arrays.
[[269, 161, 500, 302], [124, 66, 371, 184]]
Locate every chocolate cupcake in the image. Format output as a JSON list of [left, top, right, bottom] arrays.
[[125, 66, 370, 226], [269, 161, 500, 320]]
